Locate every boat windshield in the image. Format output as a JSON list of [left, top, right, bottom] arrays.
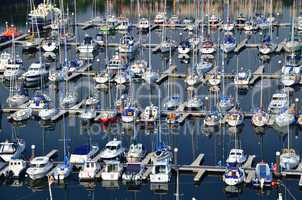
[[107, 163, 118, 172], [155, 165, 166, 174], [0, 143, 17, 154], [106, 145, 119, 151], [259, 165, 268, 177]]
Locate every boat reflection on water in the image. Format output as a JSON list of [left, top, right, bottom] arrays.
[[150, 183, 169, 194], [38, 120, 56, 130], [101, 180, 120, 189], [26, 178, 48, 192], [224, 185, 243, 196], [228, 126, 244, 136], [202, 125, 219, 137], [80, 181, 96, 191]]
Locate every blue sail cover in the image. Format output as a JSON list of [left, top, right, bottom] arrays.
[[224, 35, 235, 44], [263, 35, 271, 43]]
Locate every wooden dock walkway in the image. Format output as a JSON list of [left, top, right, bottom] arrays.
[[156, 64, 177, 84], [249, 65, 265, 85], [65, 63, 92, 81], [234, 38, 249, 53]]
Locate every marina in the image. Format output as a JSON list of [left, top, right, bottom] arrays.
[[1, 0, 302, 199]]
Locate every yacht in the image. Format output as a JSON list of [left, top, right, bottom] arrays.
[[267, 93, 289, 114], [200, 39, 216, 54], [101, 160, 124, 181], [130, 59, 147, 77], [223, 19, 235, 31], [223, 167, 245, 186], [142, 69, 159, 84], [61, 92, 78, 108], [0, 139, 25, 162], [114, 72, 129, 85], [152, 145, 173, 163], [85, 96, 99, 106], [234, 68, 251, 87], [7, 92, 29, 108], [121, 105, 139, 123], [243, 19, 258, 32], [116, 17, 130, 31], [39, 108, 58, 120], [221, 33, 236, 53], [281, 64, 301, 87], [52, 158, 73, 181], [284, 38, 301, 53], [258, 35, 276, 55], [164, 96, 181, 110], [97, 110, 117, 123], [94, 71, 110, 84], [80, 107, 97, 120], [70, 145, 99, 166], [252, 109, 269, 127], [178, 40, 192, 54], [226, 149, 247, 165], [26, 156, 54, 180], [28, 93, 51, 109], [185, 96, 203, 110], [126, 143, 145, 163], [94, 32, 105, 46], [206, 71, 221, 86], [204, 113, 220, 127], [22, 62, 48, 82], [280, 148, 300, 170], [77, 34, 96, 54], [99, 139, 125, 160], [252, 161, 273, 188], [185, 73, 199, 86], [41, 37, 58, 52], [217, 96, 234, 112], [137, 18, 150, 31], [154, 12, 166, 25], [107, 54, 128, 71], [78, 160, 101, 181], [225, 111, 244, 127], [11, 108, 32, 121], [141, 105, 159, 122], [275, 109, 295, 127], [196, 57, 214, 75], [118, 34, 138, 54], [122, 163, 145, 182]]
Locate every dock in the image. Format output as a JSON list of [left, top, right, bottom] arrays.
[[0, 34, 28, 48], [249, 65, 265, 85], [234, 38, 249, 53], [276, 39, 286, 53], [156, 64, 177, 84], [45, 149, 58, 159], [65, 63, 92, 81]]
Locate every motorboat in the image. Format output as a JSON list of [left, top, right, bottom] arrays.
[[280, 148, 300, 170], [130, 59, 147, 77], [126, 142, 145, 163], [257, 16, 270, 30], [243, 19, 258, 32], [196, 57, 214, 75], [85, 96, 99, 106], [137, 18, 150, 31], [226, 111, 244, 127], [0, 25, 22, 42], [6, 159, 27, 178], [101, 160, 124, 181], [142, 69, 159, 84], [185, 96, 203, 110], [100, 15, 118, 33], [223, 18, 235, 31], [236, 13, 247, 26], [94, 32, 105, 46], [252, 109, 269, 127], [121, 105, 139, 123], [3, 62, 23, 80], [226, 149, 247, 165], [39, 108, 58, 120], [141, 105, 159, 122], [204, 113, 220, 127], [258, 35, 276, 55], [77, 34, 96, 54], [78, 160, 101, 181], [217, 96, 234, 112], [275, 109, 295, 127], [154, 12, 166, 25], [99, 139, 125, 160], [22, 62, 48, 82], [200, 39, 216, 54], [223, 167, 245, 186], [70, 145, 99, 166], [11, 108, 32, 121], [178, 40, 192, 54], [41, 37, 58, 52], [234, 68, 251, 87], [61, 92, 78, 108], [0, 139, 25, 162], [221, 33, 236, 53], [118, 34, 138, 54], [26, 156, 54, 180], [208, 14, 221, 25], [122, 163, 145, 182], [267, 93, 289, 114], [149, 160, 172, 183], [0, 52, 11, 72], [252, 161, 273, 188], [164, 96, 181, 110], [169, 15, 181, 26], [7, 92, 29, 108], [284, 38, 301, 53], [52, 157, 73, 181]]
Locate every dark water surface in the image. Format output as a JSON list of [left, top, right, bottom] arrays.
[[0, 0, 302, 199]]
